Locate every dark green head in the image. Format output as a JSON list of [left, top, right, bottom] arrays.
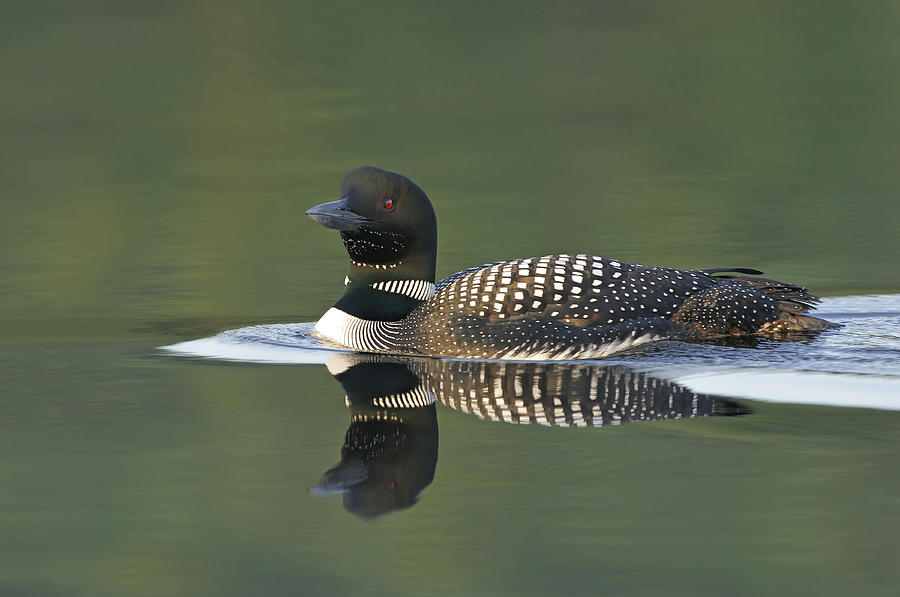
[[307, 167, 437, 283]]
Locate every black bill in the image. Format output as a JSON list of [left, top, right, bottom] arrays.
[[306, 198, 373, 231]]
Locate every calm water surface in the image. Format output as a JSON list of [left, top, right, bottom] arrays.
[[3, 2, 900, 596]]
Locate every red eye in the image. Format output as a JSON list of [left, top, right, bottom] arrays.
[[383, 197, 394, 211]]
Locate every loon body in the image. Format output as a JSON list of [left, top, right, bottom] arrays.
[[307, 167, 835, 360]]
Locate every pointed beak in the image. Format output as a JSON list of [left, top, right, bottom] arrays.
[[306, 198, 373, 232]]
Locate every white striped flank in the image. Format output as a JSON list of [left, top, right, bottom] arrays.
[[314, 307, 405, 352], [370, 279, 436, 301], [495, 333, 664, 361]]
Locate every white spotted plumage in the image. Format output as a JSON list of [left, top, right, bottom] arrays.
[[317, 254, 720, 359]]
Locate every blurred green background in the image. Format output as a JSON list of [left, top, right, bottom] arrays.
[[2, 1, 899, 596], [3, 0, 899, 342]]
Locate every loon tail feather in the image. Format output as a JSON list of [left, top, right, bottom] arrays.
[[714, 273, 840, 332], [712, 274, 821, 314], [759, 313, 839, 332]]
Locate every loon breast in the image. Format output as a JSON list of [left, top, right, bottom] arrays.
[[313, 278, 436, 352]]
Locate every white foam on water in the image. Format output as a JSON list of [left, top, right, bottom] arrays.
[[161, 337, 338, 364], [160, 322, 346, 364], [668, 367, 900, 411]]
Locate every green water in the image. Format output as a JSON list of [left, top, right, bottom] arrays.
[[3, 2, 900, 595]]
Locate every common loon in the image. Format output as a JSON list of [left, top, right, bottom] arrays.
[[307, 167, 836, 360]]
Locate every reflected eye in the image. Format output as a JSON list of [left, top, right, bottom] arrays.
[[383, 198, 394, 211]]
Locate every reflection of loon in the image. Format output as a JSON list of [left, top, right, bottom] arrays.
[[312, 355, 747, 517], [311, 359, 439, 518], [306, 167, 836, 360], [425, 359, 749, 425]]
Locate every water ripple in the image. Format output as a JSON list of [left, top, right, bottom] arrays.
[[161, 294, 900, 410]]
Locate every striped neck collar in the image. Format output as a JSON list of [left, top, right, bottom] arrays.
[[344, 276, 436, 302]]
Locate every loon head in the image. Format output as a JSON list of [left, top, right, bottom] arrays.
[[307, 167, 438, 321], [307, 167, 437, 282]]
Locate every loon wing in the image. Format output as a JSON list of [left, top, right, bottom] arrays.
[[430, 255, 717, 328]]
